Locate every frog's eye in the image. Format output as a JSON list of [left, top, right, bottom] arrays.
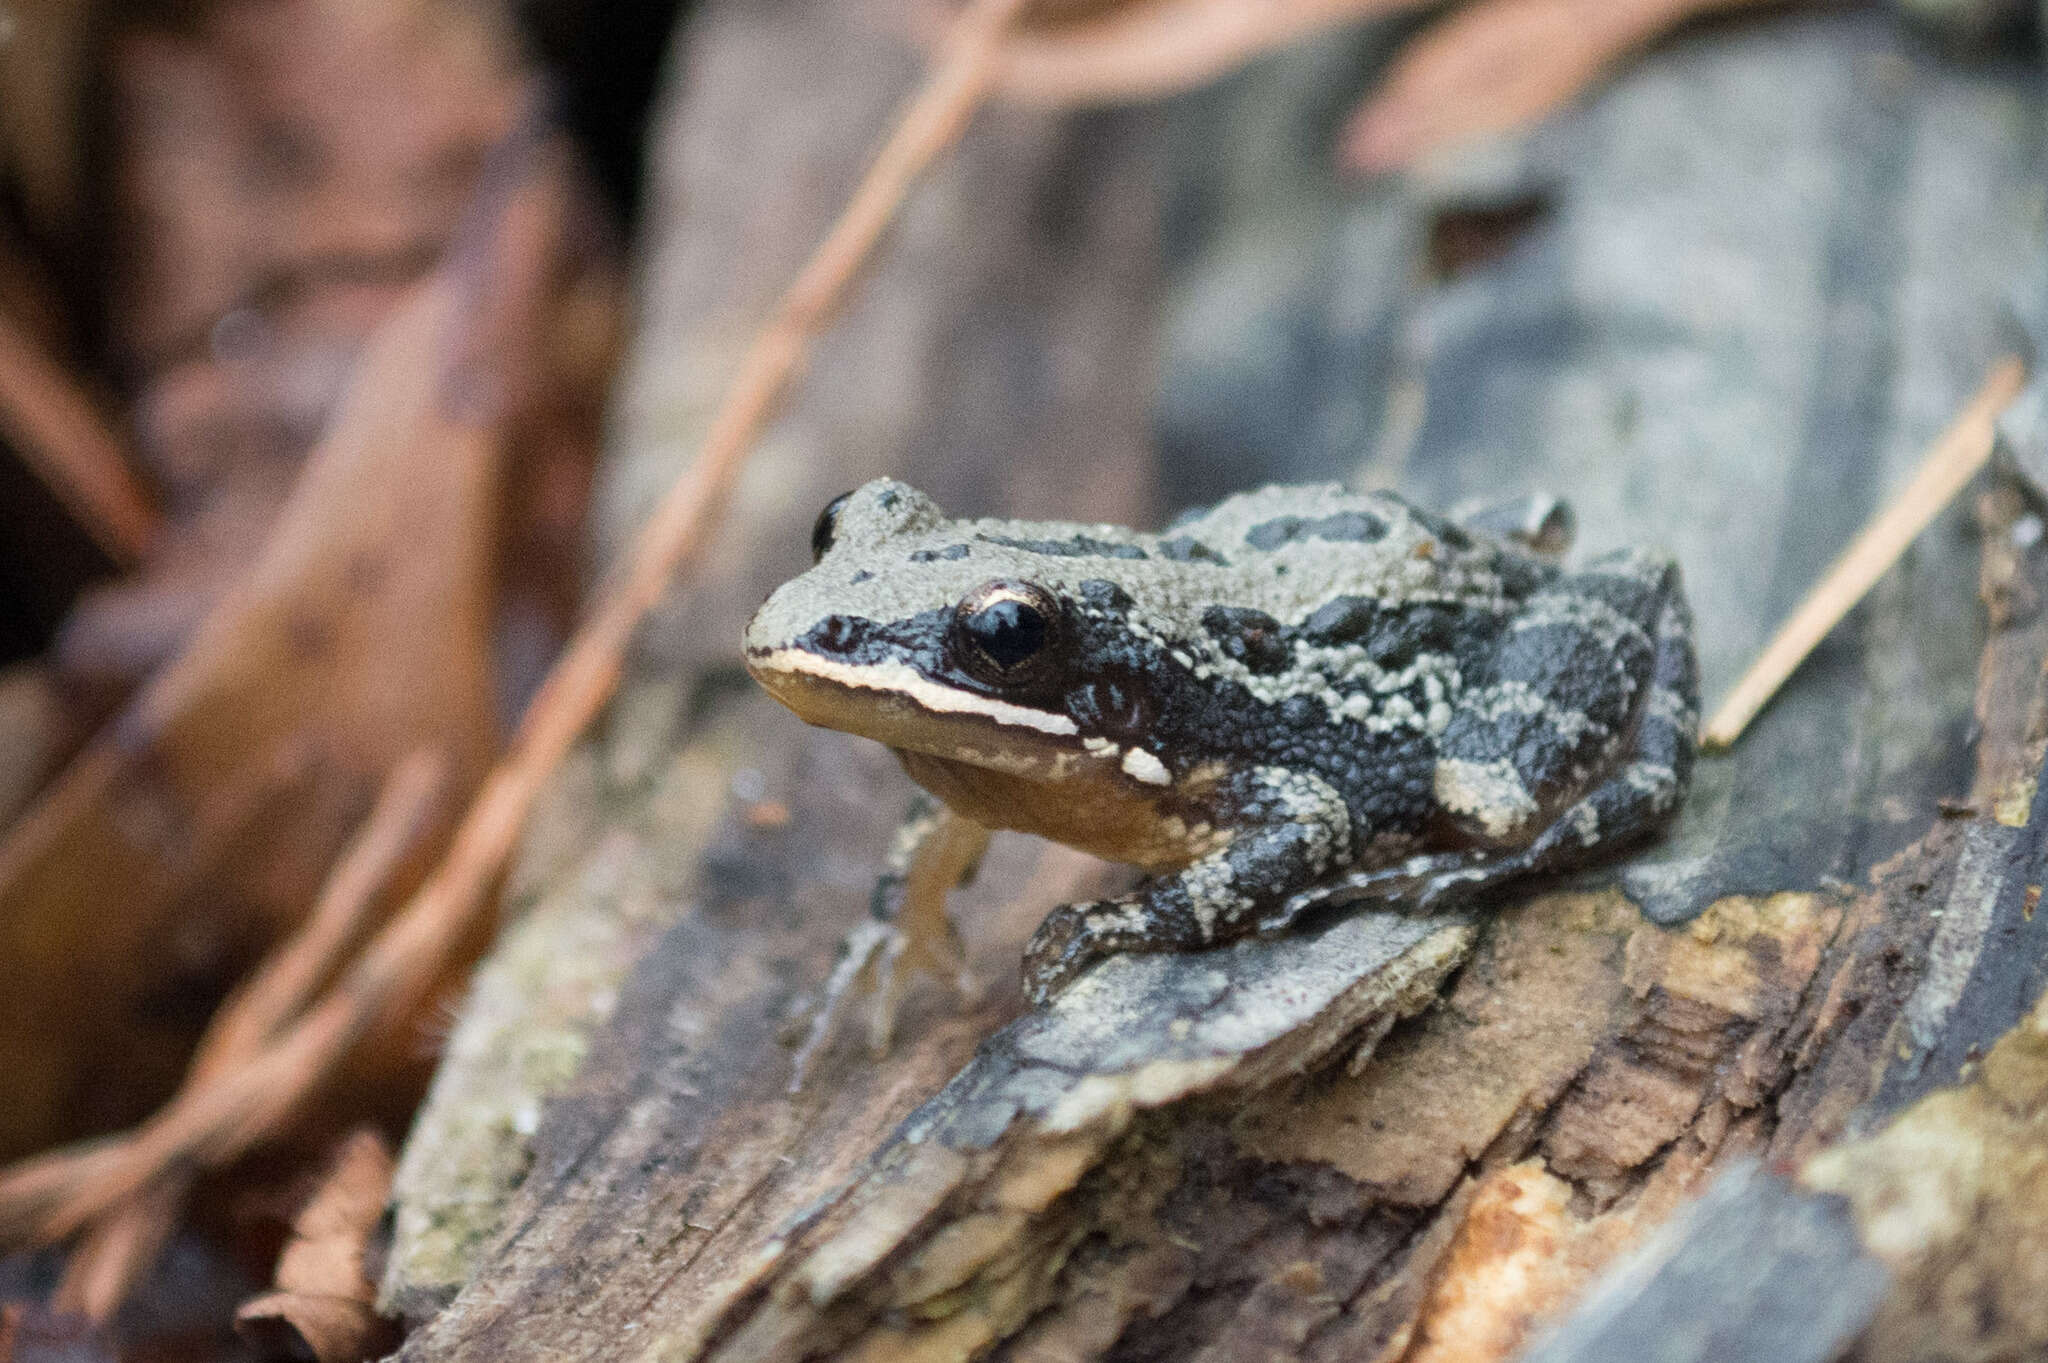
[[951, 581, 1063, 686], [811, 490, 855, 562]]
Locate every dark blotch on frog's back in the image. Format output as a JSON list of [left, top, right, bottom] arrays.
[[1296, 595, 1497, 676], [1399, 504, 1474, 551], [1075, 579, 1135, 614], [1301, 595, 1376, 644], [1243, 511, 1388, 551], [1156, 535, 1229, 565], [978, 532, 1147, 560], [1201, 605, 1291, 675], [909, 543, 972, 563], [1359, 602, 1471, 673]]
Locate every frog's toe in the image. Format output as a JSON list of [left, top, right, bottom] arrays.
[[864, 925, 913, 1057], [788, 920, 896, 1090], [1020, 901, 1113, 1005], [901, 913, 979, 1004]]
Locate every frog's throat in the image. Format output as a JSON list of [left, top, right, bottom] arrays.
[[745, 647, 1079, 741]]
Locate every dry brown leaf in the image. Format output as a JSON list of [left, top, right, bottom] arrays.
[[49, 751, 447, 1321], [0, 0, 99, 246], [0, 216, 505, 1164], [965, 0, 1781, 174], [0, 0, 618, 1166], [0, 121, 594, 1243], [234, 1130, 401, 1363], [1340, 0, 1771, 173]]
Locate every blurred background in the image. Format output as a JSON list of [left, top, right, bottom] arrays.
[[0, 0, 2043, 1359]]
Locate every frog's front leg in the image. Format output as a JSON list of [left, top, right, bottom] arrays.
[[790, 794, 989, 1087], [1021, 768, 1352, 1003]]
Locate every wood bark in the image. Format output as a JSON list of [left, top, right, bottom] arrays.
[[382, 5, 2048, 1361]]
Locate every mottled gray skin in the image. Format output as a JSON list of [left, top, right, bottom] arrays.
[[745, 479, 1697, 1004]]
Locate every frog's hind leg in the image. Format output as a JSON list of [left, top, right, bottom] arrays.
[[1518, 579, 1698, 869], [1431, 547, 1689, 849], [1022, 768, 1352, 1003], [1300, 573, 1697, 918], [790, 795, 990, 1088]]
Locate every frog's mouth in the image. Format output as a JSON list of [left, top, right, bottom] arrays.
[[745, 646, 1090, 776]]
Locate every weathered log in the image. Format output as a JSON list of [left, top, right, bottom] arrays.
[[382, 5, 2048, 1361]]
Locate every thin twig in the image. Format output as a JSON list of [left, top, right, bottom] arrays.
[[48, 752, 447, 1321], [186, 751, 450, 1078], [1701, 355, 2030, 752], [0, 309, 160, 563], [0, 0, 1027, 1247], [990, 0, 1421, 105]]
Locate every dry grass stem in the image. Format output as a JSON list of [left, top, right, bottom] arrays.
[[993, 0, 1420, 105], [185, 750, 450, 1079], [47, 752, 448, 1320], [1702, 355, 2030, 751], [0, 308, 160, 563]]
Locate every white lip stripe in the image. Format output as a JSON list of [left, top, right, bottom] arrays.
[[751, 650, 1080, 736]]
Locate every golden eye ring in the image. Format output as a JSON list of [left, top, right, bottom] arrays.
[[950, 580, 1063, 686]]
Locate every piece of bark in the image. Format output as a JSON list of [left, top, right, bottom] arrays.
[[386, 6, 2047, 1361], [1509, 451, 2048, 1363]]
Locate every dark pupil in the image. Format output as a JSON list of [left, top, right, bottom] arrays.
[[963, 600, 1047, 671], [811, 490, 854, 562]]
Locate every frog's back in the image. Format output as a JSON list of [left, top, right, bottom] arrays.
[[1154, 484, 1553, 618]]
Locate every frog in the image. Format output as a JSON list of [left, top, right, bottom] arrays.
[[743, 478, 1697, 1075]]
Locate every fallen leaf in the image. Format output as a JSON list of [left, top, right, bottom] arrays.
[[0, 220, 504, 1163], [1339, 0, 1771, 174], [0, 0, 98, 248], [234, 1130, 401, 1363]]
